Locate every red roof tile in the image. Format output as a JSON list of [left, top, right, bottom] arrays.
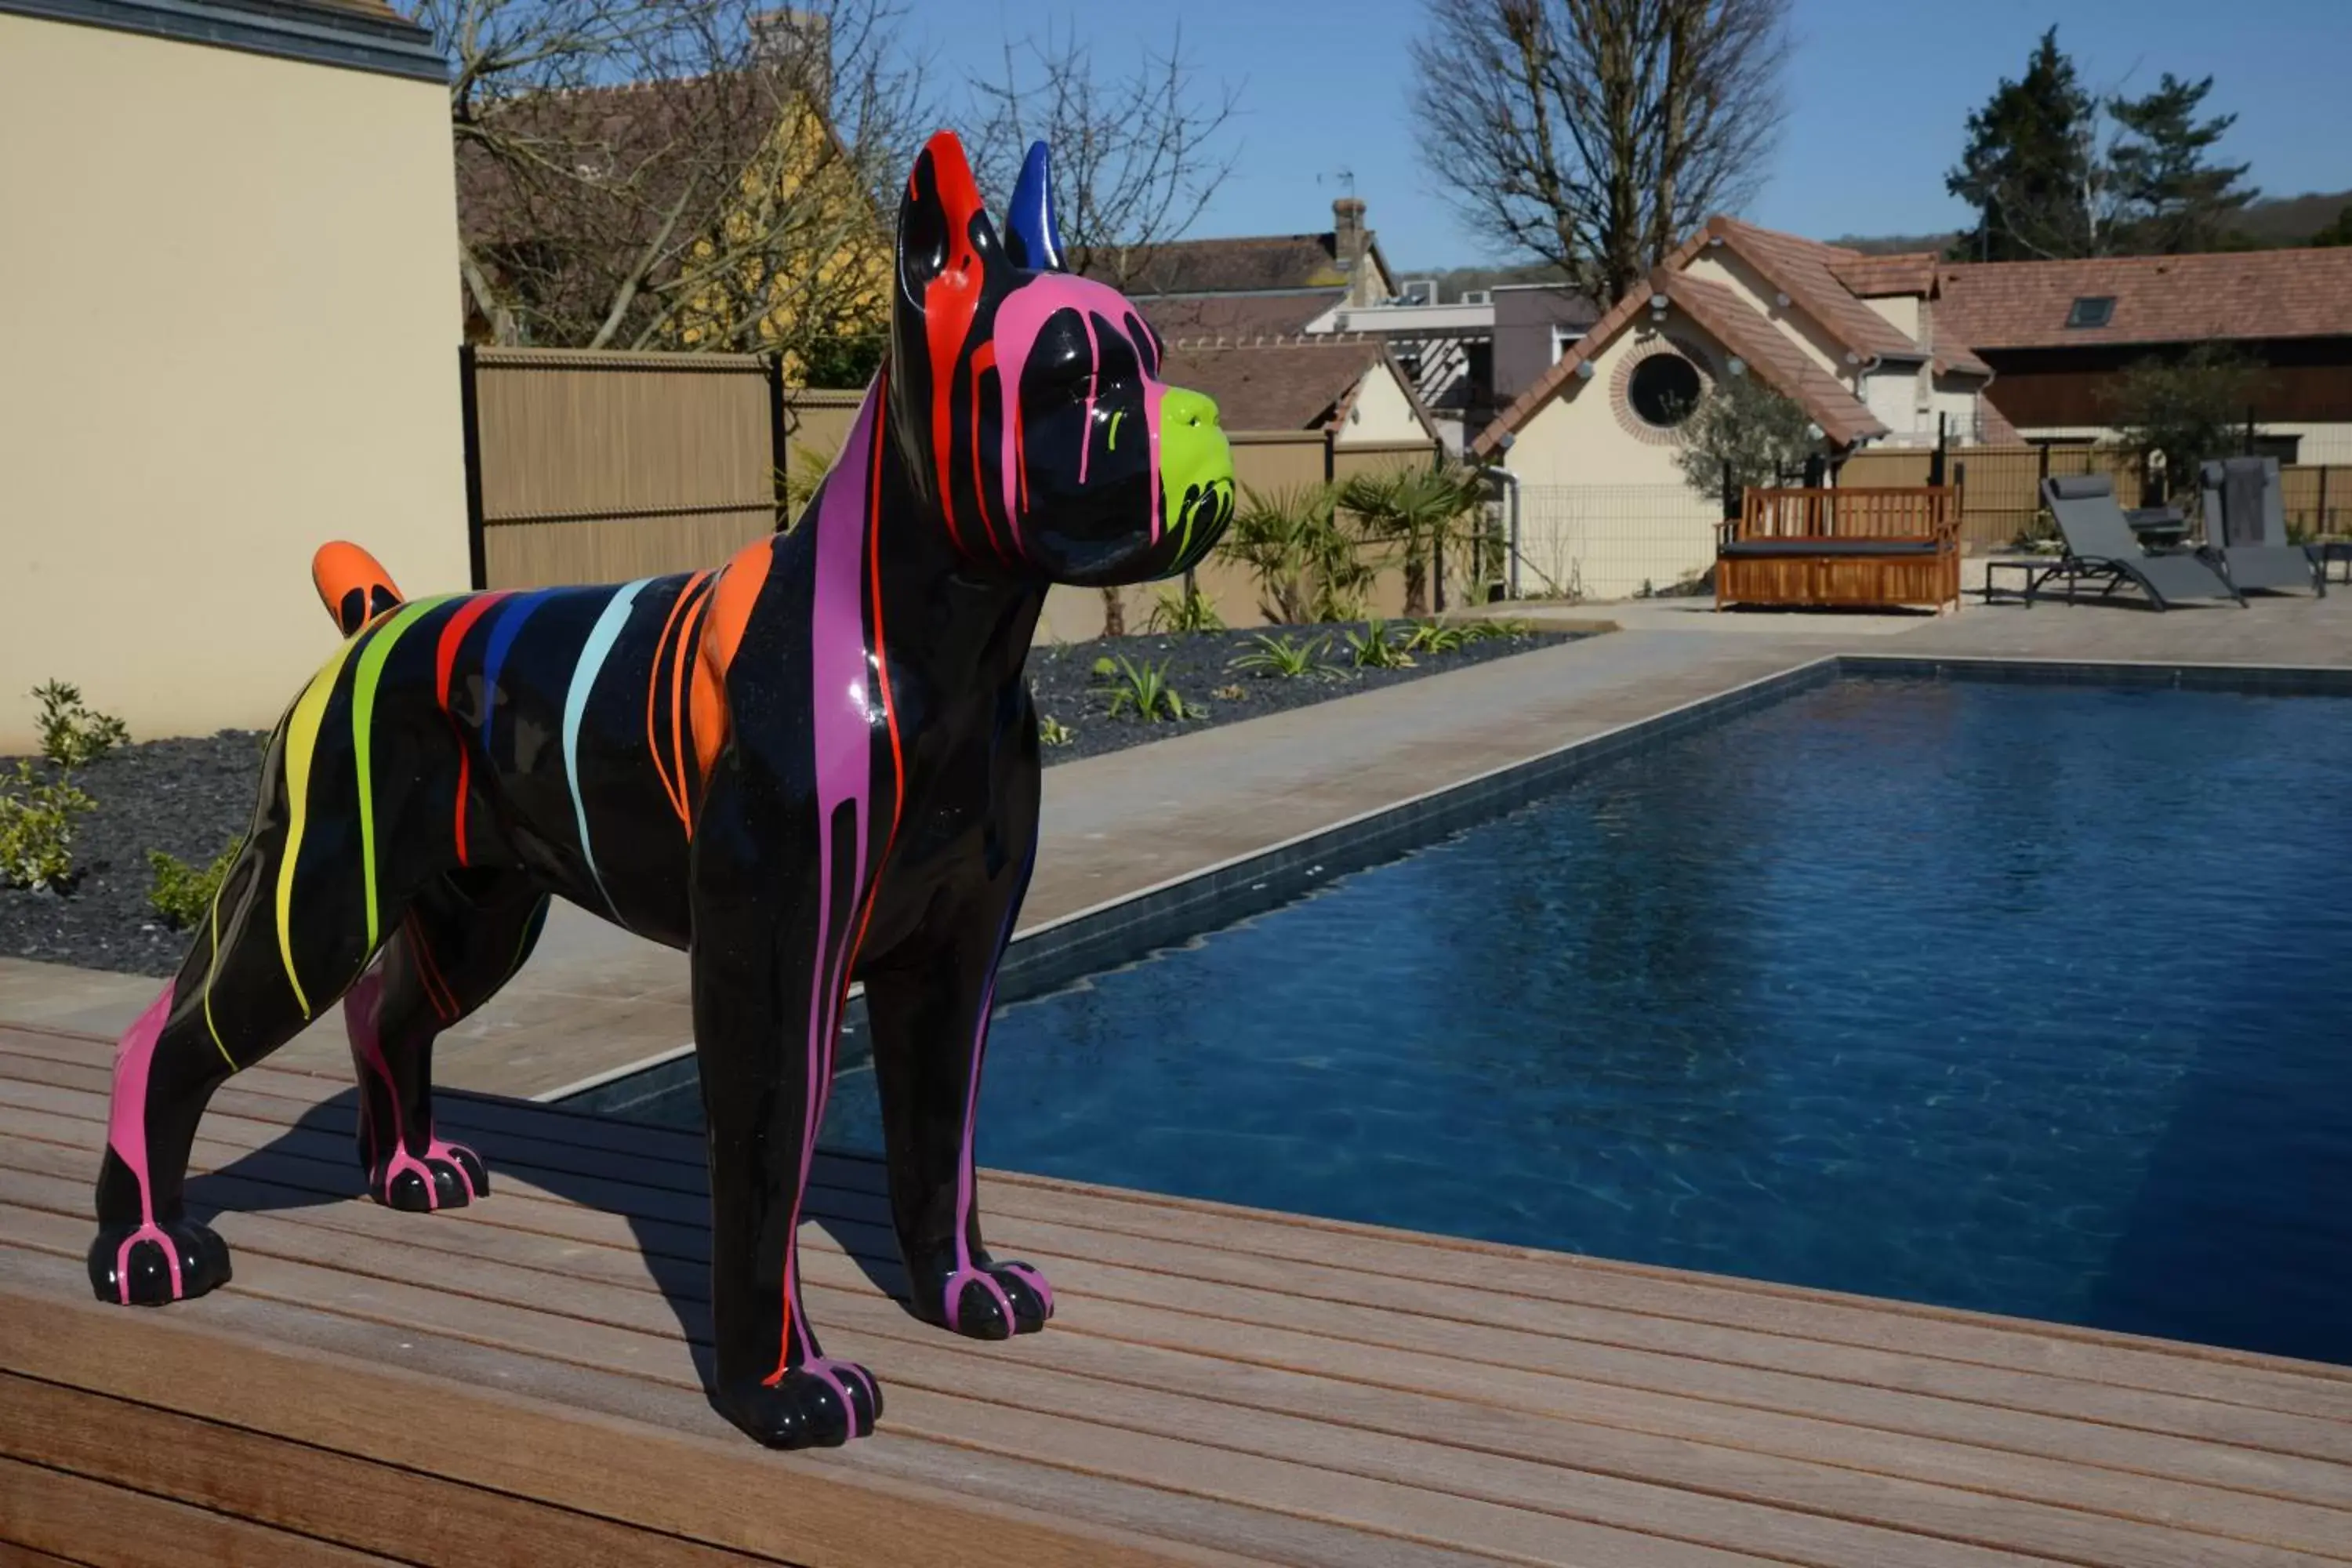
[[1828, 252, 1940, 298], [1135, 290, 1344, 339], [1704, 218, 1923, 365], [1934, 248, 2352, 349], [1664, 273, 1888, 448], [1161, 336, 1431, 436]]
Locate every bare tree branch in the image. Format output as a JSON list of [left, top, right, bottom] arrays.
[[964, 22, 1246, 291], [1410, 0, 1789, 303], [415, 0, 932, 378]]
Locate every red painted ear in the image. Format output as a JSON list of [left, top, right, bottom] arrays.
[[898, 130, 1000, 304]]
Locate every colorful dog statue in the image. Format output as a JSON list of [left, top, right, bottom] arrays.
[[88, 130, 1235, 1450]]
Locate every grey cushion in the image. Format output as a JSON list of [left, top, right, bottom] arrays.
[[2045, 474, 2115, 502], [1719, 538, 1944, 558]]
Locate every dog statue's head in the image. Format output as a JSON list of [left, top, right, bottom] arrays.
[[886, 131, 1234, 586]]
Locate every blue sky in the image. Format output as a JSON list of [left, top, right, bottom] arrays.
[[901, 0, 2352, 269]]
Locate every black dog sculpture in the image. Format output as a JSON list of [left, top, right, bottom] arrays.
[[88, 130, 1235, 1449]]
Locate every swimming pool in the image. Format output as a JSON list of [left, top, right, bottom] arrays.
[[601, 676, 2352, 1363]]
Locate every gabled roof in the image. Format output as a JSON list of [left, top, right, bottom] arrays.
[[1702, 217, 1924, 365], [1828, 252, 1940, 299], [1161, 335, 1436, 440], [1135, 289, 1346, 340], [1090, 232, 1397, 300], [1933, 248, 2352, 350], [1662, 274, 1888, 448], [1472, 262, 1887, 458]]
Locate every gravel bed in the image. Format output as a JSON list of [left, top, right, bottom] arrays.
[[2, 620, 1581, 975]]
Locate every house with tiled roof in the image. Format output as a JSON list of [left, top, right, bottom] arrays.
[[1932, 248, 2352, 463], [1157, 336, 1439, 448], [1106, 198, 1400, 341]]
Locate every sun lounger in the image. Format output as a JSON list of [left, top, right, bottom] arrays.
[[2002, 474, 2245, 611], [2199, 456, 2325, 597]]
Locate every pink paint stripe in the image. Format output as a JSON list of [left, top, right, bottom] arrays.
[[345, 968, 442, 1210], [107, 984, 183, 1302], [775, 380, 883, 1376]]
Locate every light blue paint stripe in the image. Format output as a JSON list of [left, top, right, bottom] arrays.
[[562, 579, 652, 920]]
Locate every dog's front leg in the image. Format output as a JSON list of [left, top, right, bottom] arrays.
[[865, 822, 1054, 1342], [691, 779, 882, 1450]]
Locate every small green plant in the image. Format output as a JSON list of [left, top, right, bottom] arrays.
[[0, 759, 96, 891], [147, 839, 243, 929], [1227, 631, 1339, 680], [1400, 621, 1472, 655], [1036, 714, 1074, 747], [1343, 618, 1415, 670], [1463, 617, 1534, 642], [34, 681, 129, 769], [1091, 655, 1118, 679], [1145, 582, 1225, 634], [1211, 683, 1247, 702], [1097, 657, 1193, 722]]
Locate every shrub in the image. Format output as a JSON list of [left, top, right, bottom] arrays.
[[33, 681, 129, 770], [1343, 618, 1415, 670], [1145, 582, 1225, 634], [1097, 657, 1193, 722], [1228, 632, 1339, 680], [147, 840, 241, 928], [1036, 714, 1074, 747], [0, 760, 96, 891]]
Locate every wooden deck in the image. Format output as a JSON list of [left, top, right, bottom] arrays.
[[5, 1022, 2351, 1566]]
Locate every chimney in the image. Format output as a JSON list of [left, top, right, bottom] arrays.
[[1333, 197, 1372, 307], [750, 8, 832, 103]]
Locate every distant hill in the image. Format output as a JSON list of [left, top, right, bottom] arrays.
[[1825, 189, 2352, 257]]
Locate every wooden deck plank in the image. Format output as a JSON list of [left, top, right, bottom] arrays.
[[16, 1030, 2345, 1429], [7, 1024, 2351, 1568], [10, 1080, 2352, 1521], [13, 1135, 2352, 1563], [9, 1071, 2350, 1483], [0, 1454, 404, 1567], [0, 1372, 779, 1568], [10, 1087, 2352, 1534]]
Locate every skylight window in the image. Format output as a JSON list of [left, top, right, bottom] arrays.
[[2065, 296, 2116, 329]]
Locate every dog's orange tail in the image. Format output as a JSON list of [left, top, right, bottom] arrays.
[[312, 542, 406, 637]]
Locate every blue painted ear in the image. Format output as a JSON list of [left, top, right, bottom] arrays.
[[1004, 140, 1066, 272]]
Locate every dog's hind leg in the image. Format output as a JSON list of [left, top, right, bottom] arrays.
[[345, 869, 549, 1212], [89, 805, 384, 1306]]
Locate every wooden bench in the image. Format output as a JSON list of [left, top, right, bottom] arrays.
[[1716, 485, 1961, 613]]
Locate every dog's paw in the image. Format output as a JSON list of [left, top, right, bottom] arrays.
[[88, 1217, 232, 1307], [713, 1360, 883, 1449], [365, 1138, 488, 1213], [918, 1258, 1054, 1341]]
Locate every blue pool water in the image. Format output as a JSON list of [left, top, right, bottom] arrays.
[[657, 679, 2352, 1361]]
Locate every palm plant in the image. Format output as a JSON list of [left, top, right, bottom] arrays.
[[1214, 482, 1374, 626], [1145, 580, 1225, 633], [1097, 657, 1192, 722], [1336, 462, 1488, 618], [1344, 617, 1415, 670], [1228, 632, 1340, 680]]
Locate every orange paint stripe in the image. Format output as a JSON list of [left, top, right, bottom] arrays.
[[692, 538, 770, 784], [666, 572, 714, 832], [644, 572, 711, 833]]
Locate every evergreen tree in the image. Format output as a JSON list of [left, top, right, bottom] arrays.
[[1946, 28, 2102, 261], [2108, 74, 2256, 253], [2303, 204, 2352, 249]]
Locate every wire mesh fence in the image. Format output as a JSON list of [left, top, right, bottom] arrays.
[[1512, 485, 1720, 602]]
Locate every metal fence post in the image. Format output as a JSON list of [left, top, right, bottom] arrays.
[[458, 343, 487, 591], [767, 354, 791, 531]]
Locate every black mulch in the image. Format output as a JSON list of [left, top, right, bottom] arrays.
[[1, 620, 1581, 976]]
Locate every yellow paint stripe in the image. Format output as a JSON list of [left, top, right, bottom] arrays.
[[351, 597, 450, 951], [200, 865, 234, 1072], [274, 637, 363, 1018]]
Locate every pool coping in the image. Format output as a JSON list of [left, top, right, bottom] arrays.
[[555, 652, 2352, 1117]]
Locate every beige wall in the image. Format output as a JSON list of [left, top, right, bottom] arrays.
[[1494, 309, 1722, 600], [1863, 294, 1922, 341], [0, 17, 467, 751], [1336, 365, 1428, 447], [1682, 251, 1853, 385]]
